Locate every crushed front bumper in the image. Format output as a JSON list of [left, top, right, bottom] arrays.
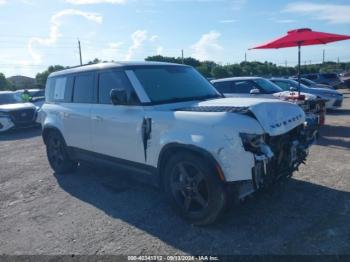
[[235, 125, 313, 199]]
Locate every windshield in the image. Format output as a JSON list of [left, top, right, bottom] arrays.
[[323, 73, 338, 79], [253, 79, 282, 94], [0, 93, 21, 105], [132, 66, 221, 104], [300, 78, 315, 85], [29, 90, 45, 97], [287, 79, 309, 89]]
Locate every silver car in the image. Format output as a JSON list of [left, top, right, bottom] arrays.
[[270, 78, 343, 109]]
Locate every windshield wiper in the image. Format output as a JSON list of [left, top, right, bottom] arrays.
[[151, 94, 221, 105], [191, 94, 222, 101]]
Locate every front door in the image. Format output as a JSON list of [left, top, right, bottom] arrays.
[[91, 69, 146, 164]]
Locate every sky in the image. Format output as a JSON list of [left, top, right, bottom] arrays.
[[0, 0, 350, 77]]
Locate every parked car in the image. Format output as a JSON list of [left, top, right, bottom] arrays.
[[270, 78, 343, 110], [0, 91, 38, 132], [291, 77, 334, 89], [301, 73, 344, 89], [15, 89, 45, 108], [41, 62, 314, 225], [211, 77, 324, 130]]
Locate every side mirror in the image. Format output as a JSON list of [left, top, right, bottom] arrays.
[[110, 88, 127, 105], [250, 88, 260, 95], [290, 87, 298, 92]]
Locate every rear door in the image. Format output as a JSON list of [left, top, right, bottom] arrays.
[[63, 72, 94, 151], [91, 69, 146, 164]]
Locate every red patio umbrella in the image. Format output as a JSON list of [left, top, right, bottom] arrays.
[[250, 28, 350, 94]]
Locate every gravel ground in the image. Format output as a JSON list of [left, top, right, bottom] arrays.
[[0, 90, 350, 255]]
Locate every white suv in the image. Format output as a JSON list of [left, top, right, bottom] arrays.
[[41, 62, 312, 225]]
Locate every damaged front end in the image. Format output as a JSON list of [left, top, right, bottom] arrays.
[[237, 125, 312, 198]]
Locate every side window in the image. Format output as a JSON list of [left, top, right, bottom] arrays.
[[45, 78, 55, 102], [233, 81, 256, 93], [274, 81, 291, 91], [307, 75, 317, 80], [213, 81, 233, 94], [45, 77, 68, 103], [73, 74, 94, 103], [98, 70, 139, 105]]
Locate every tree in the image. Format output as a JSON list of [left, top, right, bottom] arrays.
[[35, 65, 66, 88], [212, 66, 229, 78], [0, 73, 12, 91], [88, 58, 102, 64], [145, 55, 178, 63], [196, 65, 212, 77], [183, 57, 200, 67], [226, 64, 242, 77]]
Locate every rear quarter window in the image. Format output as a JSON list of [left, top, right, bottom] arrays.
[[72, 73, 94, 103], [45, 76, 74, 103]]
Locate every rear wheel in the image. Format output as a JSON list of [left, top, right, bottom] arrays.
[[46, 131, 77, 174], [163, 152, 227, 225]]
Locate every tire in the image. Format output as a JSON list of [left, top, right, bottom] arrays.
[[46, 131, 78, 174], [163, 152, 227, 226]]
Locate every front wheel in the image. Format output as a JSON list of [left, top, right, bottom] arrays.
[[46, 131, 77, 174], [163, 152, 227, 225]]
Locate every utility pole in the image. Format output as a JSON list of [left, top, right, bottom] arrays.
[[285, 60, 287, 67], [181, 49, 184, 64], [244, 52, 247, 62], [337, 57, 340, 64], [78, 39, 82, 66], [322, 49, 325, 64]]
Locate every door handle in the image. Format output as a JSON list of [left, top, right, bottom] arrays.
[[92, 115, 103, 121]]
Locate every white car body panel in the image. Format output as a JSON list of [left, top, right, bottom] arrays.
[[41, 63, 310, 185], [91, 104, 146, 163], [0, 102, 36, 111], [0, 102, 37, 132], [196, 97, 305, 136], [42, 97, 305, 182]]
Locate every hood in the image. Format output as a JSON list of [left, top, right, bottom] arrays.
[[303, 86, 339, 95], [315, 84, 333, 89], [223, 93, 278, 100], [0, 102, 36, 111], [185, 97, 305, 136], [273, 91, 317, 101]]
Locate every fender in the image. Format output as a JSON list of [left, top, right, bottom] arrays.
[[157, 142, 226, 182], [42, 124, 64, 145]]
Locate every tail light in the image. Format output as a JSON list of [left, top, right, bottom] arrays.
[[287, 94, 306, 101], [319, 107, 326, 125]]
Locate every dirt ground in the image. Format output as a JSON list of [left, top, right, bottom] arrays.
[[0, 90, 350, 255]]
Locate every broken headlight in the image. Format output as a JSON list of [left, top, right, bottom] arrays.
[[240, 133, 274, 158], [240, 133, 265, 153]]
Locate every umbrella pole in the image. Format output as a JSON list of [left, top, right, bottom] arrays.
[[298, 43, 301, 96]]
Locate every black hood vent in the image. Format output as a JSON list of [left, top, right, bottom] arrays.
[[175, 106, 249, 114]]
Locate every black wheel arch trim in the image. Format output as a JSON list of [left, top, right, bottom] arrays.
[[157, 143, 226, 182], [42, 125, 66, 145]]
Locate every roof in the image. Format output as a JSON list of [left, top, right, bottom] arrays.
[[0, 91, 15, 95], [270, 78, 293, 81], [49, 61, 186, 78], [211, 76, 262, 83]]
